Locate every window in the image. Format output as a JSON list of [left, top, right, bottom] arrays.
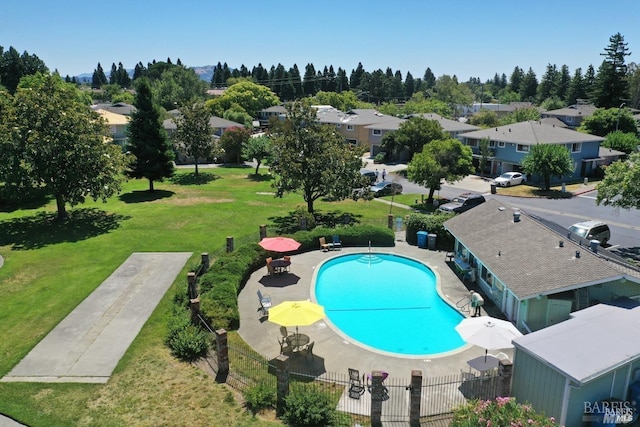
[[372, 129, 381, 136], [467, 140, 478, 148], [516, 144, 530, 153], [346, 124, 354, 131], [489, 141, 496, 148], [336, 123, 341, 129], [498, 141, 505, 148], [346, 138, 357, 145], [566, 116, 573, 124], [571, 142, 582, 153]]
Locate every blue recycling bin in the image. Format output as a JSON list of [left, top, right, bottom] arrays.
[[417, 231, 428, 248]]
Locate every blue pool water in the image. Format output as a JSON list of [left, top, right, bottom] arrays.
[[314, 253, 465, 356]]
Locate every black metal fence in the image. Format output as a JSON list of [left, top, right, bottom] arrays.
[[205, 335, 501, 426]]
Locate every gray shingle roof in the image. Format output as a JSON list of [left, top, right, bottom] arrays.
[[459, 120, 604, 145], [411, 113, 480, 133], [541, 104, 597, 118], [513, 302, 640, 384], [444, 199, 623, 299]]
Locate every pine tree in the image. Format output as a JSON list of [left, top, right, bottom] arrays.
[[91, 62, 107, 88], [109, 63, 118, 85], [593, 33, 631, 108], [126, 78, 174, 191]]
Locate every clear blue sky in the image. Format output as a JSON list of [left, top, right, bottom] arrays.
[[3, 0, 639, 82]]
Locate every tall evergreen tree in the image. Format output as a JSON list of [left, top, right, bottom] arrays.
[[520, 68, 538, 102], [303, 63, 317, 96], [584, 64, 596, 102], [336, 67, 349, 93], [289, 64, 304, 98], [350, 62, 365, 89], [126, 78, 174, 191], [91, 62, 107, 88], [109, 63, 118, 85], [117, 62, 131, 87], [566, 68, 586, 106], [508, 66, 524, 94], [593, 32, 631, 108], [557, 65, 571, 102], [537, 64, 559, 103], [405, 71, 415, 98], [423, 67, 436, 89], [133, 62, 146, 80]]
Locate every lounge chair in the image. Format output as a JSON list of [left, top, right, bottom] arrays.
[[319, 237, 333, 252], [332, 235, 342, 250], [266, 257, 275, 275], [297, 341, 314, 363], [348, 368, 365, 399], [257, 290, 272, 316]]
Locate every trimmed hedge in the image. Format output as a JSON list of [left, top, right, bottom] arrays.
[[404, 212, 455, 250], [196, 225, 395, 330]]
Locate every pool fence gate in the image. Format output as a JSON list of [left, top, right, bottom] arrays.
[[200, 324, 512, 426]]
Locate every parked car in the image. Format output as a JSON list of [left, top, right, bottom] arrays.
[[370, 181, 402, 197], [568, 221, 611, 246], [360, 168, 376, 184], [494, 172, 525, 187], [438, 192, 486, 214]]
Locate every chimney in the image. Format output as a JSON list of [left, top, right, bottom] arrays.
[[513, 211, 521, 222]]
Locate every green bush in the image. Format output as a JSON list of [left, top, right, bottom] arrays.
[[374, 152, 387, 163], [243, 383, 276, 415], [451, 397, 558, 426], [165, 311, 209, 361], [404, 212, 455, 249], [281, 389, 343, 427]]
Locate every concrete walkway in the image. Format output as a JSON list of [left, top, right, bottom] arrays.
[[238, 234, 512, 380], [1, 252, 191, 384]]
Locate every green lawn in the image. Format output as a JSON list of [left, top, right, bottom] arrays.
[[0, 166, 395, 426]]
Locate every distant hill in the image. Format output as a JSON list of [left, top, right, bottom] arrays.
[[74, 65, 215, 83]]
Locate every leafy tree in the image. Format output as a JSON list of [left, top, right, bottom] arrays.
[[469, 109, 499, 128], [92, 62, 107, 89], [219, 126, 251, 164], [602, 130, 640, 154], [382, 116, 445, 160], [172, 101, 215, 176], [242, 135, 272, 175], [269, 101, 363, 213], [577, 107, 638, 136], [478, 137, 492, 177], [539, 96, 565, 112], [407, 138, 474, 203], [205, 80, 279, 119], [308, 90, 370, 112], [0, 73, 128, 220], [596, 152, 640, 209], [151, 65, 207, 110], [521, 144, 574, 191], [500, 106, 540, 125], [593, 33, 631, 108], [432, 75, 474, 111], [223, 107, 253, 128], [126, 78, 175, 191], [627, 62, 640, 109], [400, 92, 450, 116]]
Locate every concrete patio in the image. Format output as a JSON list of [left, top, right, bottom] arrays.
[[237, 232, 513, 380]]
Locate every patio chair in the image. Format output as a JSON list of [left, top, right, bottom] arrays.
[[257, 290, 272, 316], [297, 341, 314, 363], [348, 368, 365, 399], [266, 257, 275, 275], [319, 237, 333, 252], [278, 337, 292, 354], [332, 235, 342, 250], [283, 255, 291, 271], [280, 326, 295, 342]]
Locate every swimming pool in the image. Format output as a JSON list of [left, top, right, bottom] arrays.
[[314, 253, 465, 356]]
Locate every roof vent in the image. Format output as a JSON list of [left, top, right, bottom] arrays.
[[559, 240, 564, 248], [509, 128, 511, 132], [575, 251, 581, 258], [513, 211, 521, 222]]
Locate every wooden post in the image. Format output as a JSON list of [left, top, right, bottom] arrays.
[[187, 272, 197, 300], [387, 214, 394, 229], [370, 370, 384, 427], [226, 236, 234, 253], [200, 253, 209, 273], [215, 329, 229, 377], [259, 225, 267, 240]]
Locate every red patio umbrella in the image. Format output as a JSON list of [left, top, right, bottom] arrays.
[[259, 237, 301, 253]]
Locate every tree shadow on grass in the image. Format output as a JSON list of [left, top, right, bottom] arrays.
[[268, 209, 362, 235], [531, 189, 573, 199], [119, 190, 174, 203], [170, 172, 219, 185], [0, 208, 130, 250], [246, 173, 273, 182]]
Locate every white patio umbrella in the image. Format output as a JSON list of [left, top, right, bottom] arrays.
[[455, 316, 522, 361]]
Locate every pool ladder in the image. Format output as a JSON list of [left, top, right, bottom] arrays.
[[456, 295, 472, 313]]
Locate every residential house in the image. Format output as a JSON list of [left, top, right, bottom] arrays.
[[443, 199, 640, 333], [316, 108, 405, 156], [92, 102, 136, 116], [540, 104, 597, 129], [511, 299, 640, 426], [408, 113, 480, 140], [459, 120, 605, 181], [96, 109, 129, 150], [257, 105, 287, 128]]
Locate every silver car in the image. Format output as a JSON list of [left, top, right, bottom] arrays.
[[494, 172, 525, 187]]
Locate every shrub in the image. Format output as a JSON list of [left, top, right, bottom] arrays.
[[404, 212, 455, 249], [451, 397, 558, 427], [165, 310, 209, 361], [243, 383, 276, 414], [374, 152, 387, 163], [281, 389, 344, 427]]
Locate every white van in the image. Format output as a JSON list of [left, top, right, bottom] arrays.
[[568, 221, 611, 246]]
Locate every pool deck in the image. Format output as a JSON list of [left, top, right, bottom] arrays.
[[238, 232, 513, 379]]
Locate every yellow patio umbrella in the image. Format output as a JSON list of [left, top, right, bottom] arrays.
[[268, 300, 325, 334]]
